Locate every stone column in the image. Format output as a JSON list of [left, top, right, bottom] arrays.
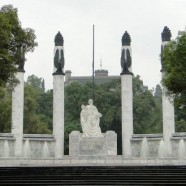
[[53, 32, 65, 158], [53, 74, 64, 158], [120, 31, 133, 157], [11, 72, 24, 157], [161, 26, 175, 156]]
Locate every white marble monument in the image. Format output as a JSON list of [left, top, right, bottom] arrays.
[[69, 99, 117, 156], [2, 27, 186, 166]]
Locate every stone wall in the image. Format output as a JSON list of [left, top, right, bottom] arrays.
[[1, 132, 186, 159], [0, 134, 15, 157], [131, 133, 186, 158], [131, 134, 162, 158], [0, 134, 55, 158]]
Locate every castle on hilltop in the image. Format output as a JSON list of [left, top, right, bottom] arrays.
[[65, 69, 119, 86]]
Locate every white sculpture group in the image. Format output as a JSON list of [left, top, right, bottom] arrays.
[[80, 99, 103, 137]]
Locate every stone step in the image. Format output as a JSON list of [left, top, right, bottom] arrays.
[[0, 166, 186, 185]]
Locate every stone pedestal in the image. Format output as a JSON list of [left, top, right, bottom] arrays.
[[53, 74, 64, 158], [121, 74, 133, 157], [69, 131, 117, 156], [11, 72, 24, 157]]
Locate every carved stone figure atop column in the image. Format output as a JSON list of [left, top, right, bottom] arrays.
[[54, 31, 64, 46], [122, 31, 131, 46], [120, 31, 133, 75], [53, 32, 65, 75], [120, 48, 132, 74], [161, 26, 171, 42], [80, 99, 103, 137]]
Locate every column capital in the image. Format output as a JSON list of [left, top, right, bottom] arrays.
[[120, 71, 133, 76], [52, 72, 65, 76]]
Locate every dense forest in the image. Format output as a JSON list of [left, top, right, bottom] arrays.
[[0, 74, 185, 154]]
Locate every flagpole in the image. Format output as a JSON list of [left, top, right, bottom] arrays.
[[92, 25, 95, 100]]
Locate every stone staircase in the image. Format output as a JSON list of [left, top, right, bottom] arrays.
[[0, 166, 186, 185]]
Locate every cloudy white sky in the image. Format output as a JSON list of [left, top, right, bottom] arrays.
[[0, 0, 185, 90]]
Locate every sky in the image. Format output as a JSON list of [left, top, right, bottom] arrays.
[[0, 0, 186, 90]]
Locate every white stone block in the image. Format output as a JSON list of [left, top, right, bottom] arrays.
[[61, 159, 71, 165], [139, 159, 148, 165], [113, 159, 122, 164], [106, 159, 114, 164], [131, 159, 140, 165], [147, 159, 156, 165], [71, 159, 80, 165], [69, 131, 117, 156], [97, 159, 105, 164], [122, 158, 131, 165]]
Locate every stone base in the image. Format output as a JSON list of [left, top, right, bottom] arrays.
[[1, 157, 186, 166], [69, 131, 117, 156]]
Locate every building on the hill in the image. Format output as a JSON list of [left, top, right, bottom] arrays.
[[65, 69, 119, 86]]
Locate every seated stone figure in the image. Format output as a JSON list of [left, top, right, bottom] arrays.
[[80, 99, 103, 137]]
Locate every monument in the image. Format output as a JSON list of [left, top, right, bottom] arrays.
[[0, 27, 186, 166], [69, 99, 117, 156]]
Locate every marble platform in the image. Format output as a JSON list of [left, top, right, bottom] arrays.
[[1, 156, 186, 167]]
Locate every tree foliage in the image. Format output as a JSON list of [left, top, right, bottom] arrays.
[[0, 5, 37, 87], [0, 87, 11, 132], [24, 85, 51, 134], [133, 76, 162, 134], [0, 74, 52, 134], [23, 75, 52, 134], [27, 75, 45, 93], [162, 31, 186, 99], [162, 30, 186, 130]]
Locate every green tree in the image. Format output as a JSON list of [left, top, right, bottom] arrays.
[[0, 5, 37, 87], [0, 74, 52, 134], [175, 100, 186, 132], [37, 89, 53, 131], [162, 30, 186, 131], [153, 84, 163, 132], [25, 75, 52, 130], [24, 83, 51, 134], [162, 30, 186, 101], [133, 77, 162, 134], [27, 75, 45, 93], [0, 87, 11, 132], [23, 75, 51, 134]]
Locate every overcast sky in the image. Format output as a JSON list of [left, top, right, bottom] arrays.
[[1, 0, 185, 90]]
